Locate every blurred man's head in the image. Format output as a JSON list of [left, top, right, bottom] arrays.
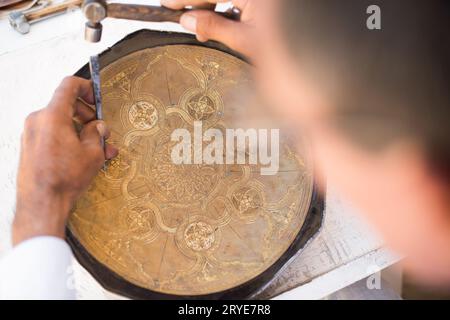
[[256, 0, 450, 283]]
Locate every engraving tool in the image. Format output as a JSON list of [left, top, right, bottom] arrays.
[[89, 55, 106, 169]]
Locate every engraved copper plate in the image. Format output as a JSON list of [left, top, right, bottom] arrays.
[[67, 30, 322, 299]]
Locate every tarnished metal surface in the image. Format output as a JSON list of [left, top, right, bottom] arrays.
[[68, 44, 315, 297]]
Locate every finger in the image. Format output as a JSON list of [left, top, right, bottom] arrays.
[[105, 143, 119, 160], [74, 99, 96, 124], [48, 77, 94, 118], [180, 10, 253, 55], [79, 121, 111, 168], [80, 120, 110, 147], [161, 0, 228, 10]]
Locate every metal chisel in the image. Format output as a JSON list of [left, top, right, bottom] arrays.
[[89, 54, 106, 169]]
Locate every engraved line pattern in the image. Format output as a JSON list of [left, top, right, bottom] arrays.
[[68, 45, 314, 296]]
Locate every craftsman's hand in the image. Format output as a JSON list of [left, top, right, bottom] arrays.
[[13, 76, 118, 245], [161, 0, 257, 57]]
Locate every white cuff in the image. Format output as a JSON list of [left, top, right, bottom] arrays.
[[0, 236, 75, 300]]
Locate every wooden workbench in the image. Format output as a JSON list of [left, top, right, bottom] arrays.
[[0, 0, 400, 300]]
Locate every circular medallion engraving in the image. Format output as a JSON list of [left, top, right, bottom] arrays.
[[184, 222, 215, 252], [126, 206, 155, 233], [187, 94, 216, 121], [129, 101, 159, 130], [232, 187, 263, 215], [180, 87, 223, 123]]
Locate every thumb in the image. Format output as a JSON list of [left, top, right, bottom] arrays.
[[180, 11, 252, 56]]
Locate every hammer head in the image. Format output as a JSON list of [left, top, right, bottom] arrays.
[[8, 11, 30, 34], [85, 21, 103, 43], [82, 0, 107, 42]]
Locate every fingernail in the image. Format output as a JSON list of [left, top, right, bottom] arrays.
[[106, 144, 119, 160], [180, 14, 197, 32], [96, 122, 107, 137]]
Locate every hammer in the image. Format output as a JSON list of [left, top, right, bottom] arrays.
[[82, 0, 241, 43], [9, 0, 83, 34]]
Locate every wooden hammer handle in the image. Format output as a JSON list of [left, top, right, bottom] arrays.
[[106, 3, 240, 23], [26, 0, 82, 21]]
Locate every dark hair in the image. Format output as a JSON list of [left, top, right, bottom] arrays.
[[281, 0, 450, 176]]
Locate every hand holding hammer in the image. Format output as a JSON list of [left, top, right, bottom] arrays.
[[82, 0, 241, 42]]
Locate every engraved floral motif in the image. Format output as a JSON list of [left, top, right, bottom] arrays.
[[105, 153, 130, 180], [184, 222, 215, 251], [129, 101, 159, 130], [150, 143, 221, 204], [126, 206, 155, 232], [187, 94, 216, 121], [103, 64, 137, 93], [201, 60, 221, 81], [232, 187, 263, 214]]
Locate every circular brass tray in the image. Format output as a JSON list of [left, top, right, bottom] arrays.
[[68, 30, 323, 299]]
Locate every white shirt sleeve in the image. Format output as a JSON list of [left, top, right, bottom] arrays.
[[0, 236, 75, 300]]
